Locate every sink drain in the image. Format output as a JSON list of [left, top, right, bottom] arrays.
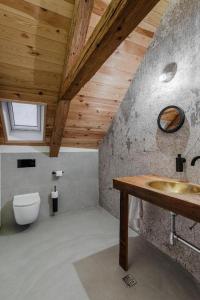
[[122, 274, 137, 287]]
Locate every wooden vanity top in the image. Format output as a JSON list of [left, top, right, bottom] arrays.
[[113, 175, 200, 222]]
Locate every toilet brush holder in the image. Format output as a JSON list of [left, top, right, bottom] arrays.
[[51, 188, 58, 213], [52, 197, 58, 213]]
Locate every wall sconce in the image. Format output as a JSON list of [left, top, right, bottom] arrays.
[[159, 62, 177, 82]]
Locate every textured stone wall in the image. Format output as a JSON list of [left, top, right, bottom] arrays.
[[99, 0, 200, 282]]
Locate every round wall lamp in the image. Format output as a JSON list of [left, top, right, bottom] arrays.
[[159, 63, 177, 83]]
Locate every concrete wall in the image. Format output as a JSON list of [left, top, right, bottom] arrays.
[[1, 148, 98, 228], [99, 0, 200, 282], [0, 154, 1, 226]]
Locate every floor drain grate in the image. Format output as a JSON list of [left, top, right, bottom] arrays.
[[122, 274, 137, 288]]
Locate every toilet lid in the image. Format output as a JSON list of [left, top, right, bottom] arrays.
[[13, 193, 40, 207]]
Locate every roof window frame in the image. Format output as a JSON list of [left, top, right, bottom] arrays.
[[7, 102, 41, 131]]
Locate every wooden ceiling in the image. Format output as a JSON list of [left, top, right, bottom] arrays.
[[0, 0, 74, 144], [0, 0, 169, 149]]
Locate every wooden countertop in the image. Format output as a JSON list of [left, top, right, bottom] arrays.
[[113, 175, 200, 222]]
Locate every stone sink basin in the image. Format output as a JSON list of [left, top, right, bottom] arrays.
[[148, 180, 200, 195]]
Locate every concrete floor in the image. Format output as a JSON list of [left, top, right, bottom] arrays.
[[75, 237, 200, 300], [0, 207, 199, 300], [0, 207, 135, 300]]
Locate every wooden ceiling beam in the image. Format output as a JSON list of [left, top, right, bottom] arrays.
[[63, 0, 95, 77], [60, 0, 160, 101], [50, 0, 94, 157], [50, 0, 160, 157], [93, 0, 108, 16]]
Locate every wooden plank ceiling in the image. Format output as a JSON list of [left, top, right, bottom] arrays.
[[0, 0, 169, 148]]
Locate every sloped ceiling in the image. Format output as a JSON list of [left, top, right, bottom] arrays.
[[0, 0, 74, 144], [0, 0, 169, 148]]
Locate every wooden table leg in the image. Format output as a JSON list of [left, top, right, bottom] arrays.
[[119, 190, 129, 271]]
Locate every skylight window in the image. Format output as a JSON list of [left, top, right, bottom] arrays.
[[1, 101, 45, 142], [8, 102, 41, 131]]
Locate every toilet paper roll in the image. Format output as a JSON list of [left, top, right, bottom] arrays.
[[51, 191, 58, 199], [55, 170, 63, 177]]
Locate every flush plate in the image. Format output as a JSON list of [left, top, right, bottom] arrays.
[[17, 159, 36, 168]]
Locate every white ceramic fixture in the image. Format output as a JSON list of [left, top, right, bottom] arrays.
[[13, 192, 40, 225]]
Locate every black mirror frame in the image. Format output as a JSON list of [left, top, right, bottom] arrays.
[[157, 105, 185, 133]]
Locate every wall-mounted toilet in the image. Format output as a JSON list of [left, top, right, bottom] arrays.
[[13, 193, 40, 225]]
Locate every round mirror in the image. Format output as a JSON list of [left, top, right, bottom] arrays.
[[157, 106, 185, 133]]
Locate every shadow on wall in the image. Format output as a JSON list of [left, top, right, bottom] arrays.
[[156, 118, 190, 155], [0, 201, 29, 235]]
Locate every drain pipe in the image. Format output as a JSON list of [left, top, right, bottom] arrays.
[[170, 212, 200, 254]]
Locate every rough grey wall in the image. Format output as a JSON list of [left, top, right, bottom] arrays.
[[99, 0, 200, 282], [0, 154, 1, 226], [1, 151, 98, 228]]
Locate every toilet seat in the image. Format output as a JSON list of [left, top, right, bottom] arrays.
[[13, 192, 40, 207], [13, 192, 41, 225]]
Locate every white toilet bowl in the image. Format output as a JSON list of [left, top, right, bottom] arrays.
[[13, 193, 40, 225]]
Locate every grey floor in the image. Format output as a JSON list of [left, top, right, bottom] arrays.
[[75, 237, 200, 300], [0, 207, 199, 300], [0, 207, 135, 300]]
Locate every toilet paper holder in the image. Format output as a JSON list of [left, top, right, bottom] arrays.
[[52, 170, 64, 176]]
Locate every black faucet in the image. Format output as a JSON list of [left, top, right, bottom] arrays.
[[191, 156, 200, 166], [176, 154, 186, 172]]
